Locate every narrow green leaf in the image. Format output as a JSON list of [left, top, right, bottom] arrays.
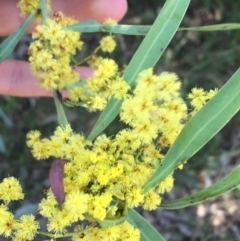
[[68, 21, 240, 35], [127, 208, 166, 241], [0, 11, 36, 63], [160, 165, 240, 209], [143, 68, 240, 193], [178, 23, 240, 32], [67, 20, 150, 35], [87, 0, 190, 140], [53, 90, 68, 126]]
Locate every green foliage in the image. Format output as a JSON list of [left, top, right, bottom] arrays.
[[53, 90, 68, 126], [179, 23, 240, 32], [143, 68, 240, 193], [68, 22, 240, 35], [0, 11, 35, 62], [67, 20, 151, 35], [87, 0, 190, 140], [127, 208, 166, 241], [2, 0, 240, 240], [160, 165, 240, 209]]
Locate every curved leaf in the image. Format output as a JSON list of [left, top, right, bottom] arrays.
[[143, 68, 240, 193], [87, 0, 190, 140], [127, 208, 166, 241], [160, 165, 240, 209], [0, 11, 36, 63]]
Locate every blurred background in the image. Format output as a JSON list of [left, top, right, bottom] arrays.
[[1, 0, 240, 240]]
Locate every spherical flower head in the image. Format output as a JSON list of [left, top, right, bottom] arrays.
[[64, 191, 88, 221], [100, 225, 121, 241], [34, 19, 63, 40], [103, 18, 118, 25], [110, 77, 130, 99], [188, 87, 207, 109], [91, 206, 107, 220], [143, 190, 161, 210], [0, 205, 17, 237], [96, 169, 111, 186], [126, 187, 144, 208], [120, 221, 140, 241], [68, 86, 84, 102], [163, 99, 187, 118], [100, 36, 117, 53], [188, 87, 218, 116], [93, 134, 112, 150], [0, 177, 24, 203], [54, 124, 73, 141], [47, 210, 70, 234], [132, 117, 158, 144], [26, 130, 41, 147], [94, 58, 118, 80], [156, 72, 181, 100], [94, 193, 112, 208], [38, 191, 59, 218], [120, 98, 139, 124], [14, 215, 39, 240], [44, 192, 79, 234], [90, 96, 107, 111], [159, 120, 183, 146], [135, 68, 157, 89], [31, 138, 51, 160], [157, 175, 174, 194]]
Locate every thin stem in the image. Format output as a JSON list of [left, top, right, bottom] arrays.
[[72, 46, 101, 67]]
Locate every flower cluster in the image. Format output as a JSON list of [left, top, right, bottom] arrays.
[[188, 87, 218, 116], [1, 67, 217, 240], [3, 1, 219, 240], [65, 19, 119, 111], [68, 58, 129, 111], [0, 178, 39, 239], [18, 0, 51, 19], [100, 36, 117, 53], [23, 68, 217, 239], [28, 14, 83, 90], [120, 69, 187, 146]]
